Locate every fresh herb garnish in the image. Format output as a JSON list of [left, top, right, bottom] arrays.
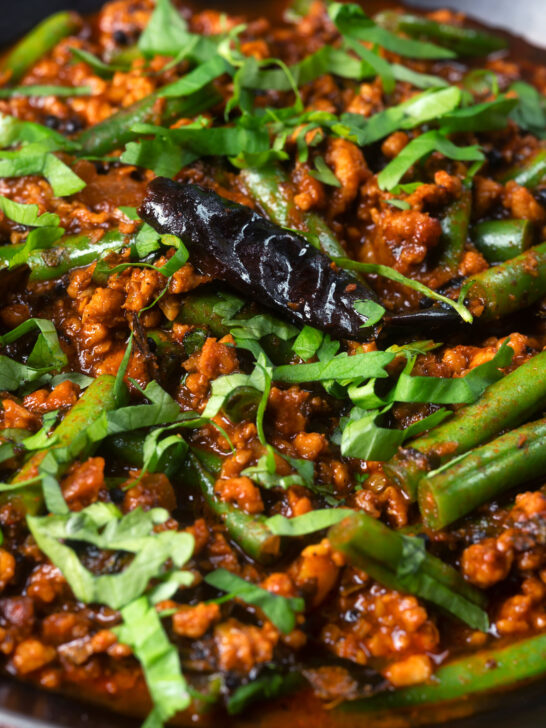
[[376, 130, 484, 191], [204, 568, 305, 633]]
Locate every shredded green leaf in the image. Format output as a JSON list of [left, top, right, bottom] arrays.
[[204, 568, 305, 633]]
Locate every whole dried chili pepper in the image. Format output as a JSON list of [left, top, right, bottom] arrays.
[[139, 178, 457, 341]]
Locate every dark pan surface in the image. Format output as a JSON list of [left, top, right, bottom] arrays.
[[0, 2, 545, 727]]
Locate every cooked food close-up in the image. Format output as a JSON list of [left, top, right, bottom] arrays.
[[0, 0, 545, 726]]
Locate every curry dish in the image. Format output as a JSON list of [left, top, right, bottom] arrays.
[[0, 1, 545, 726]]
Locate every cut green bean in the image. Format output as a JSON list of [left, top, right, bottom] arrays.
[[1, 12, 80, 84], [6, 374, 117, 515], [501, 149, 546, 188], [375, 11, 507, 56], [341, 632, 546, 713], [240, 166, 359, 264], [438, 185, 471, 271], [328, 511, 488, 630], [185, 450, 280, 563], [473, 218, 533, 263], [419, 418, 546, 529], [385, 350, 546, 499], [466, 242, 546, 320], [76, 85, 221, 157]]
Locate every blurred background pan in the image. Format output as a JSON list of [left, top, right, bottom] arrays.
[[0, 1, 544, 727]]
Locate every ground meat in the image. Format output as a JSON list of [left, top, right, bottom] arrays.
[[462, 538, 514, 588], [214, 476, 264, 514], [172, 603, 220, 638], [325, 138, 370, 218], [61, 458, 105, 511], [12, 639, 57, 676], [213, 618, 279, 673], [289, 539, 344, 607]]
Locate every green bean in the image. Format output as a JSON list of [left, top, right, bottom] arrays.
[[385, 350, 546, 500], [6, 375, 117, 516], [466, 242, 546, 320], [473, 218, 533, 263], [328, 512, 488, 630], [1, 12, 81, 84], [0, 230, 129, 280], [340, 632, 546, 714], [374, 11, 507, 56], [76, 85, 221, 157], [419, 418, 546, 529], [438, 185, 471, 271], [185, 450, 280, 563], [241, 165, 354, 262], [501, 149, 546, 188]]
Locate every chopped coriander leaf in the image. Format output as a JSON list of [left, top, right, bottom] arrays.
[[329, 3, 456, 60], [69, 47, 130, 78], [309, 155, 341, 187], [0, 140, 86, 196], [0, 318, 67, 371], [131, 122, 270, 158], [509, 81, 546, 137], [0, 112, 78, 151], [266, 509, 352, 536], [26, 504, 195, 608], [354, 300, 385, 327], [376, 130, 484, 191], [439, 96, 517, 134], [121, 137, 193, 178], [115, 598, 191, 727], [242, 452, 304, 490], [386, 198, 411, 210], [0, 196, 60, 227], [204, 568, 305, 633], [272, 350, 393, 384], [340, 405, 451, 461], [291, 326, 324, 360], [342, 86, 462, 147], [159, 54, 231, 97], [138, 0, 189, 57], [334, 257, 473, 323]]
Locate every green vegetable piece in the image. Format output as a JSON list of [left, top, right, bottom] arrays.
[[419, 418, 546, 529], [465, 242, 546, 320], [341, 633, 546, 714], [0, 85, 91, 99], [266, 509, 352, 536], [204, 567, 305, 633], [328, 511, 488, 630], [329, 3, 455, 59], [377, 130, 484, 191], [185, 451, 280, 563], [375, 11, 507, 56], [227, 671, 304, 715], [5, 375, 117, 515], [385, 350, 546, 499], [76, 86, 221, 157], [501, 149, 546, 189], [437, 184, 471, 272], [1, 12, 80, 84], [472, 219, 533, 263]]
